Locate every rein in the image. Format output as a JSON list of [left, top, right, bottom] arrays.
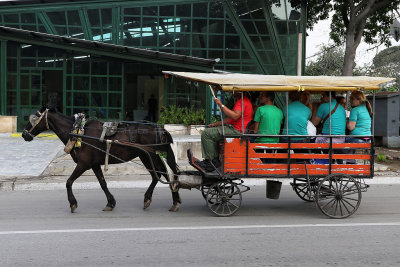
[[24, 109, 49, 135]]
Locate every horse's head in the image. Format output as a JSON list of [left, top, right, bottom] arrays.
[[22, 106, 50, 141]]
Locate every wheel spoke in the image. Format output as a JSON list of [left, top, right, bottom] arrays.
[[320, 197, 336, 209], [340, 199, 351, 214], [342, 196, 359, 202], [341, 197, 357, 209]]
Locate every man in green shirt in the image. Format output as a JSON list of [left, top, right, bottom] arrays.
[[254, 91, 283, 143], [253, 91, 283, 163]]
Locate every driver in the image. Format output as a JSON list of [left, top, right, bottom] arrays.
[[199, 88, 253, 171]]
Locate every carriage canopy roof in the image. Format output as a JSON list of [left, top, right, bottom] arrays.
[[163, 71, 395, 91]]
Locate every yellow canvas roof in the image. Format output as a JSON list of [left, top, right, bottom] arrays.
[[163, 71, 395, 91]]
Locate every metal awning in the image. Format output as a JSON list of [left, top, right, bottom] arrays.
[[163, 71, 395, 91], [0, 26, 217, 72]]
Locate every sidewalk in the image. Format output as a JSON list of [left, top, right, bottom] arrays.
[[0, 133, 399, 191]]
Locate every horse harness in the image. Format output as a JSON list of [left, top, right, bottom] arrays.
[[24, 109, 50, 135]]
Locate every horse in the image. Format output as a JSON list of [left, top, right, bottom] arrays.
[[21, 106, 181, 213]]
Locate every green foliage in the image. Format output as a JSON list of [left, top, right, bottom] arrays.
[[370, 46, 400, 86], [157, 105, 187, 125], [291, 0, 400, 75], [182, 107, 206, 126], [377, 153, 387, 162], [305, 45, 345, 76], [158, 105, 205, 126]]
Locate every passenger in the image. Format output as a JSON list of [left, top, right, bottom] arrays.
[[253, 91, 283, 143], [345, 91, 372, 163], [281, 91, 311, 141], [336, 95, 350, 119], [253, 92, 283, 163], [281, 91, 311, 162], [199, 90, 253, 171], [300, 90, 312, 110], [311, 91, 346, 163]]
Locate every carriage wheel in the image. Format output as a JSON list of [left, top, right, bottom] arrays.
[[315, 174, 362, 219], [292, 177, 319, 202], [206, 181, 242, 217]]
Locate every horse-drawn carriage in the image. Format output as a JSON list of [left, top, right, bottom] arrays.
[[22, 72, 394, 219], [163, 71, 394, 218]]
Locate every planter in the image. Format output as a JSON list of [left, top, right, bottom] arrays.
[[189, 125, 205, 135], [0, 116, 17, 133], [163, 124, 188, 135]]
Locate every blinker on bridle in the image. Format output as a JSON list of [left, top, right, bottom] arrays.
[[24, 109, 50, 136]]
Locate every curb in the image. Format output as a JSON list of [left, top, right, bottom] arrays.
[[10, 133, 58, 139], [2, 176, 400, 192]]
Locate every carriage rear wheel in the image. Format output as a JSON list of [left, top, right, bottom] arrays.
[[206, 181, 242, 217], [315, 174, 362, 219], [292, 177, 319, 202]]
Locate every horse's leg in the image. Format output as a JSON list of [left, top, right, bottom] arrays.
[[165, 145, 182, 205], [140, 154, 158, 210], [92, 165, 116, 211], [66, 165, 86, 213], [152, 154, 181, 212]]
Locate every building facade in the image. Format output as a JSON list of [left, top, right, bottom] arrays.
[[0, 0, 306, 130]]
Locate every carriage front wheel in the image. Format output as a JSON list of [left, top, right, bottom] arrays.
[[315, 174, 362, 219], [206, 181, 242, 217]]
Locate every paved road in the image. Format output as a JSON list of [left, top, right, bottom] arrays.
[[1, 184, 400, 266]]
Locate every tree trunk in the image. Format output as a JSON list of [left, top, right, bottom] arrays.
[[342, 38, 357, 76]]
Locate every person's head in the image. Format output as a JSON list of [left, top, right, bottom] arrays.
[[300, 91, 310, 105], [350, 91, 366, 108], [289, 91, 301, 102], [350, 90, 373, 116], [320, 91, 336, 103], [259, 91, 275, 105], [336, 95, 346, 109]]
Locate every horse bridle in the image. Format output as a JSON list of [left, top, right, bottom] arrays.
[[24, 109, 50, 136]]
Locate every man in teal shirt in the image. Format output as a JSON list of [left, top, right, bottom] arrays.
[[282, 91, 311, 141], [312, 91, 347, 163], [254, 91, 283, 143], [313, 92, 346, 135]]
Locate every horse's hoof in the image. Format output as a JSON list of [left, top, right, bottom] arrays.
[[103, 206, 113, 211], [143, 199, 152, 209], [70, 204, 77, 213], [169, 204, 179, 212]]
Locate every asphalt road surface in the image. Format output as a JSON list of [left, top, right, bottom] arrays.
[[1, 184, 400, 266]]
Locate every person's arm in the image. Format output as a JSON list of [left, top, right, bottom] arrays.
[[214, 98, 241, 121], [312, 103, 323, 126], [253, 122, 259, 133], [347, 121, 356, 131], [207, 117, 229, 128], [312, 116, 321, 126], [347, 109, 357, 131]]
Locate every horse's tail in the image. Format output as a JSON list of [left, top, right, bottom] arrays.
[[159, 127, 179, 174], [166, 144, 179, 174]]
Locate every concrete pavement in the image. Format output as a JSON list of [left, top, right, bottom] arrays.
[[0, 133, 399, 191]]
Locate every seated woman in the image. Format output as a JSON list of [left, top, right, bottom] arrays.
[[345, 91, 372, 163]]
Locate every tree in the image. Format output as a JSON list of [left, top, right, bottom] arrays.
[[305, 45, 345, 76], [370, 45, 400, 89], [290, 0, 400, 76], [305, 44, 371, 76]]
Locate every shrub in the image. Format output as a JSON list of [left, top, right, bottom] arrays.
[[158, 105, 205, 126], [377, 153, 386, 162]]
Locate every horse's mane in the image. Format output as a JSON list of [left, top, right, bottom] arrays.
[[48, 108, 74, 122]]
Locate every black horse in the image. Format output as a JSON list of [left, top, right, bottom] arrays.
[[22, 106, 181, 213]]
